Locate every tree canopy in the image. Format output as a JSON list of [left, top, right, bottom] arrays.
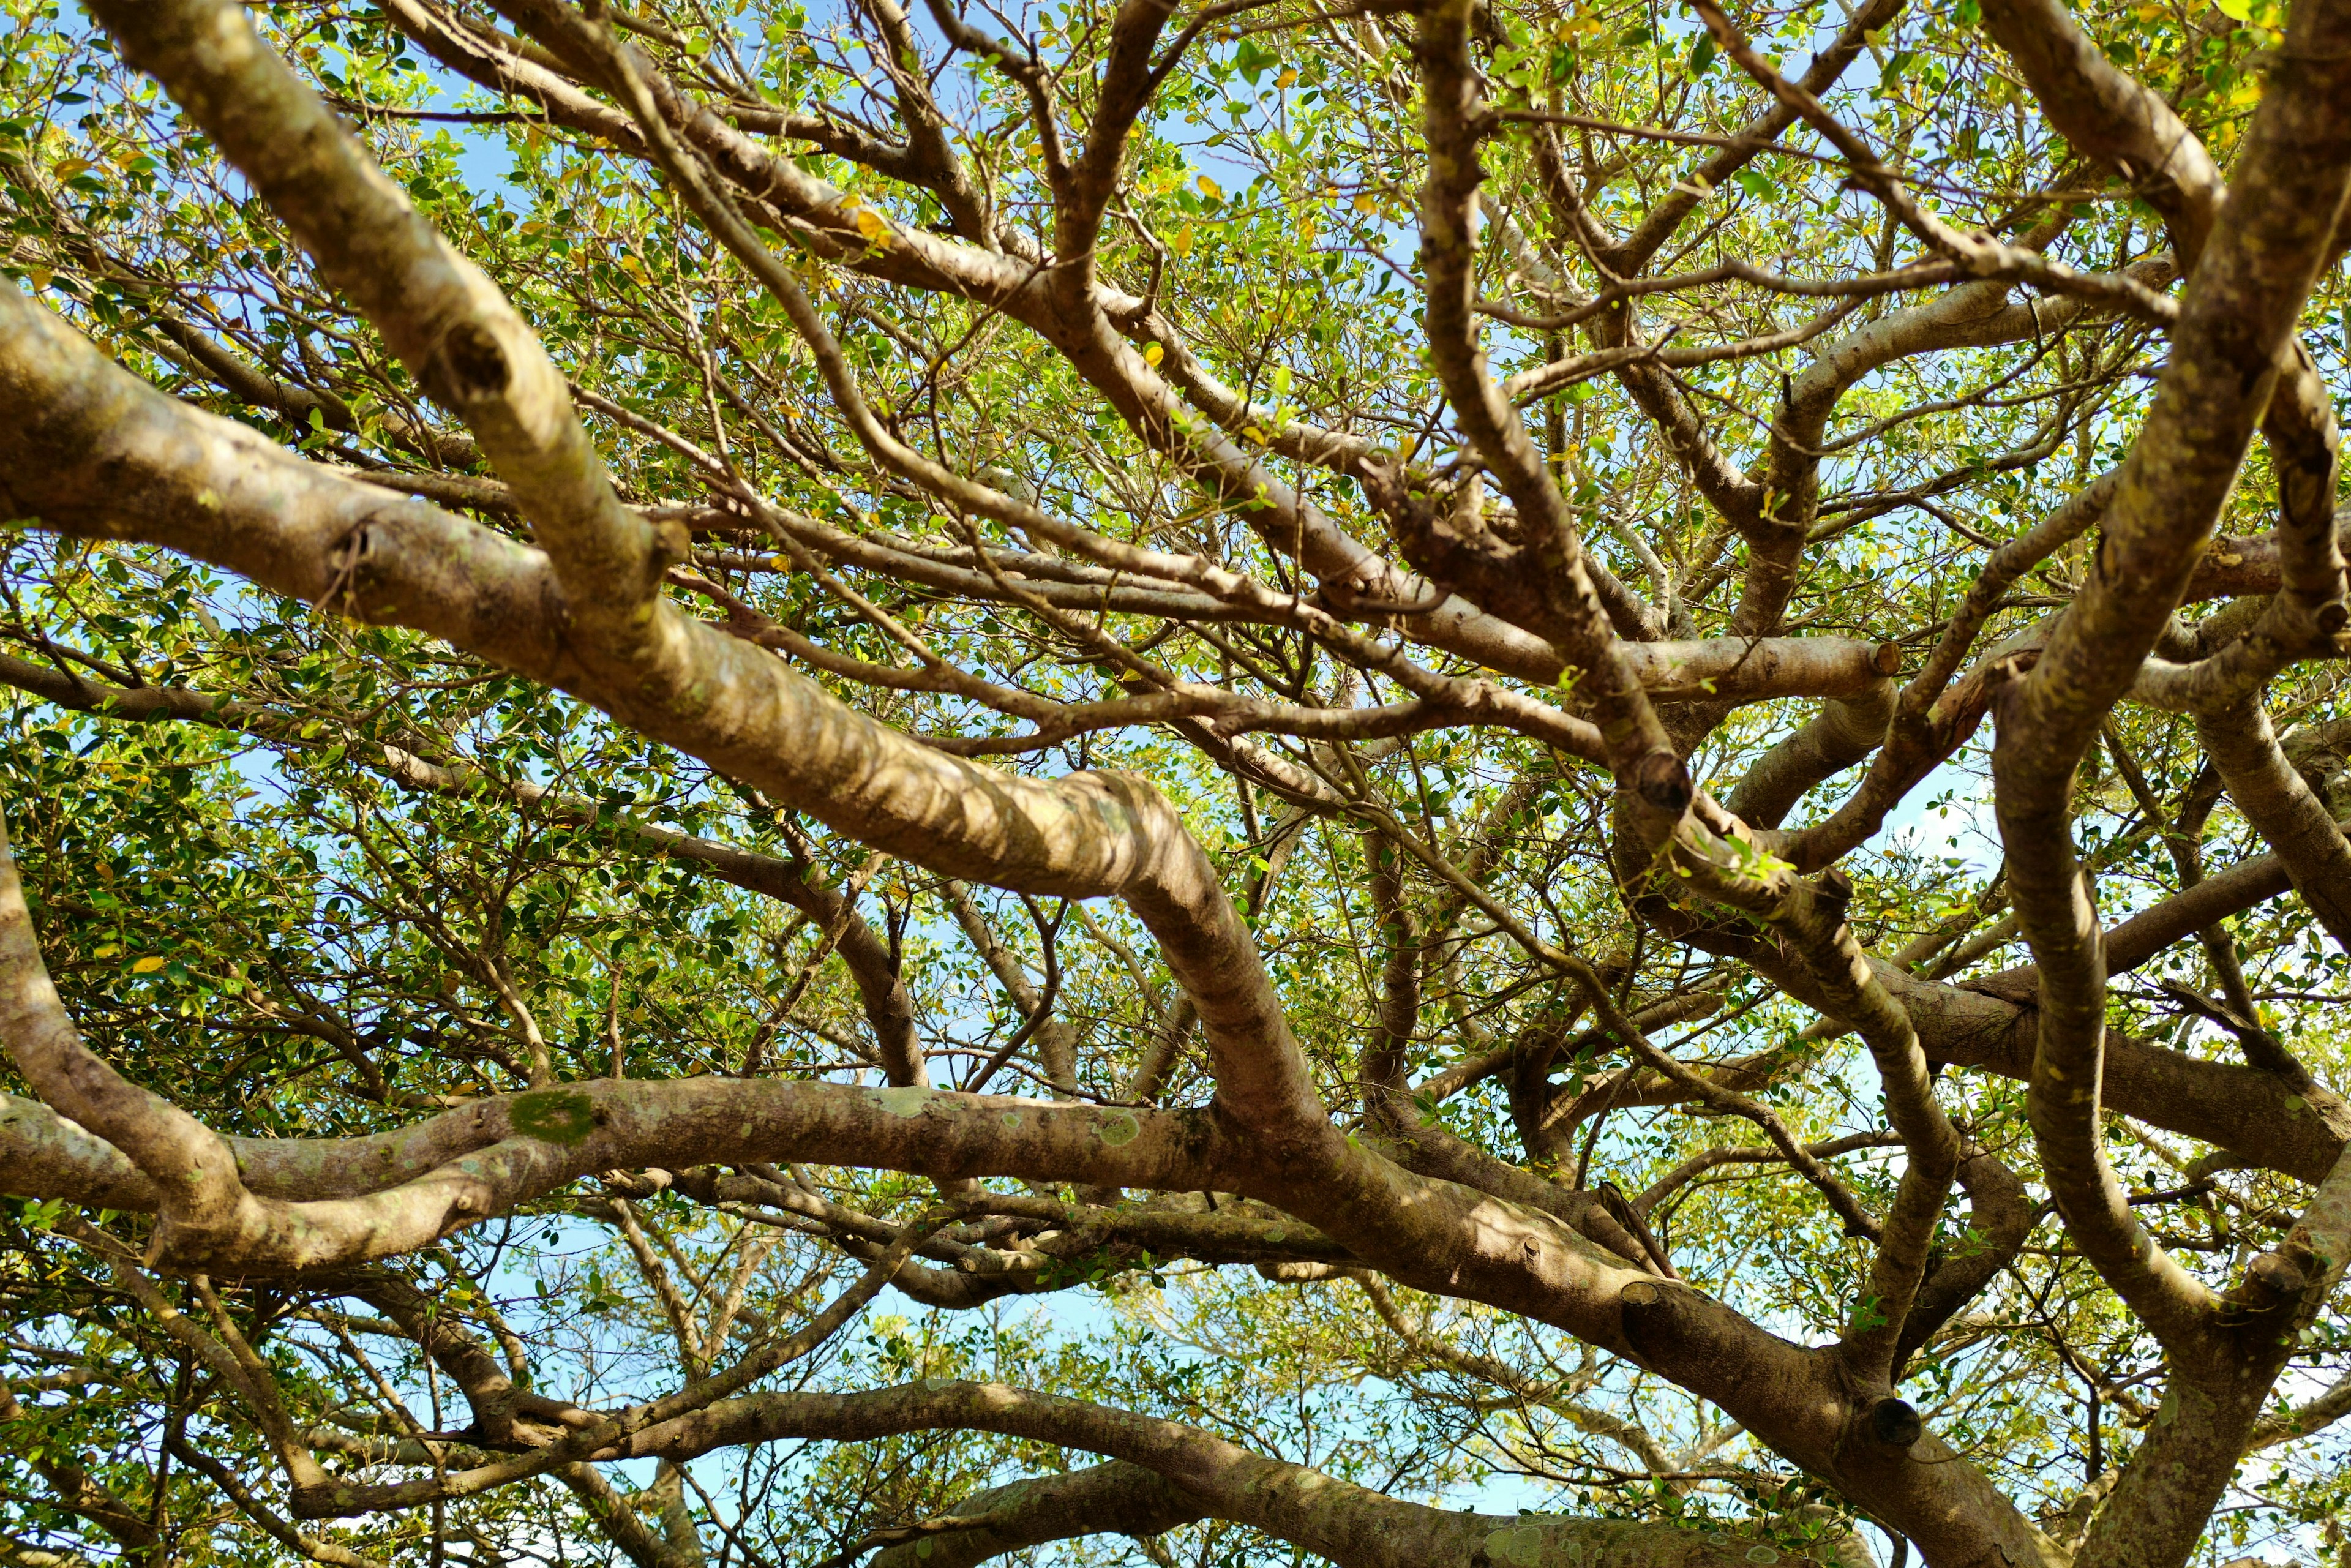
[[4, 0, 2351, 1564]]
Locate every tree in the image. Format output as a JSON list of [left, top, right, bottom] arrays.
[[1, 0, 2350, 1561]]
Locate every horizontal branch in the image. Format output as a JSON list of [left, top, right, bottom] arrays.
[[863, 1462, 1204, 1568], [0, 1079, 1235, 1270], [585, 1379, 1804, 1568]]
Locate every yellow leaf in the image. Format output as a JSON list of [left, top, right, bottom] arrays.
[[1353, 193, 1380, 215], [1170, 224, 1195, 257], [51, 159, 92, 180], [852, 204, 893, 247], [1277, 66, 1299, 88], [1143, 342, 1165, 366], [1196, 174, 1221, 200], [131, 955, 167, 974]]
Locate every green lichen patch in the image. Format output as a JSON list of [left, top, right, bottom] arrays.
[[877, 1086, 931, 1119], [1097, 1110, 1141, 1146], [1483, 1525, 1545, 1567], [509, 1090, 596, 1146]]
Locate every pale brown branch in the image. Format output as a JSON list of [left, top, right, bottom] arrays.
[[93, 0, 667, 645], [590, 1378, 1785, 1568], [2195, 692, 2351, 951], [863, 1463, 1204, 1568]]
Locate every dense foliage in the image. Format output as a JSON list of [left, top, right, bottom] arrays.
[[2, 0, 2351, 1564]]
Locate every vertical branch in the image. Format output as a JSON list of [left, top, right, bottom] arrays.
[[942, 880, 1081, 1095], [1413, 0, 1684, 844], [1356, 828, 1420, 1106], [1988, 0, 2351, 1372], [2195, 692, 2351, 950], [1775, 876, 1963, 1382], [89, 0, 669, 642]]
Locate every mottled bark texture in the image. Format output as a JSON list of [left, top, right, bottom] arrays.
[[4, 0, 2351, 1563]]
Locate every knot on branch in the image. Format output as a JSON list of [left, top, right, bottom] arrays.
[[437, 321, 512, 399], [2237, 1249, 2308, 1311], [650, 512, 695, 575], [1633, 750, 1692, 813], [1861, 1394, 1922, 1453], [318, 516, 386, 618], [1616, 1276, 1688, 1363], [1814, 866, 1856, 923], [289, 1483, 339, 1521]]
